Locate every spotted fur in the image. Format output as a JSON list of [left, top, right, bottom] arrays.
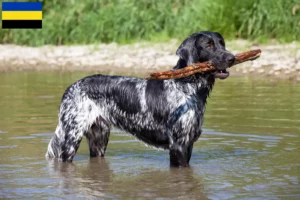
[[46, 31, 235, 167]]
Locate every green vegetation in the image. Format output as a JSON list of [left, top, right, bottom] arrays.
[[1, 0, 299, 46]]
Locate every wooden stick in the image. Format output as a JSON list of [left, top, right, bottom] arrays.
[[147, 49, 261, 80]]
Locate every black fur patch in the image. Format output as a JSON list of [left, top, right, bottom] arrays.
[[110, 80, 141, 114], [145, 80, 169, 123]]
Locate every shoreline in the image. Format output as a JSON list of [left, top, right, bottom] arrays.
[[0, 40, 300, 82]]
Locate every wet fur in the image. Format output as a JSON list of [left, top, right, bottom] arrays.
[[46, 31, 235, 167]]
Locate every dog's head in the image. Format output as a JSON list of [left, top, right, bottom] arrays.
[[174, 31, 235, 79]]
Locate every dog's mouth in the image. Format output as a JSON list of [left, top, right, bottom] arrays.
[[214, 69, 230, 79]]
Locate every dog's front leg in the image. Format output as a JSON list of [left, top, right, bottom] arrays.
[[167, 104, 193, 167], [167, 128, 191, 167], [169, 143, 192, 167], [187, 143, 194, 164]]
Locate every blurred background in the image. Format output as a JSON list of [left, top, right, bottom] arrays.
[[1, 0, 300, 45]]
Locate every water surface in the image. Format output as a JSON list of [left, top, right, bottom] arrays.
[[0, 72, 299, 199]]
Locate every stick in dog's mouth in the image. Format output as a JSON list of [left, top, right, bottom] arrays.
[[147, 49, 261, 80]]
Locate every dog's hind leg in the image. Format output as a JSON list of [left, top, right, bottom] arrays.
[[85, 117, 110, 157], [46, 90, 102, 162], [46, 123, 84, 162]]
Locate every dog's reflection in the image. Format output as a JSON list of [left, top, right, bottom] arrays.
[[47, 158, 207, 199], [47, 157, 111, 198]]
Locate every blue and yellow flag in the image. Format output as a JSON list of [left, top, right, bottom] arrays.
[[2, 2, 42, 29]]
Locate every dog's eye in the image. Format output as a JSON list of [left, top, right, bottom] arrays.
[[206, 42, 213, 48]]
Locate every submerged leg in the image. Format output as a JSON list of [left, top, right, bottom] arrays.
[[169, 142, 194, 167], [46, 124, 84, 162], [187, 143, 194, 164], [85, 118, 110, 157], [169, 143, 188, 167]]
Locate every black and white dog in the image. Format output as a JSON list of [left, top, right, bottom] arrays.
[[46, 31, 235, 167]]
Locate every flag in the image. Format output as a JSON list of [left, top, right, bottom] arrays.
[[2, 2, 42, 29]]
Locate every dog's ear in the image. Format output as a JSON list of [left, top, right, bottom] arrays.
[[175, 35, 201, 69], [176, 46, 189, 61]]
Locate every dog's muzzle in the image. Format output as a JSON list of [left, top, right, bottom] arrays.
[[213, 53, 235, 79]]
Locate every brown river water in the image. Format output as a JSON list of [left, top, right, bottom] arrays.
[[0, 72, 299, 199]]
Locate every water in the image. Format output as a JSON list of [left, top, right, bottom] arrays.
[[0, 72, 299, 199]]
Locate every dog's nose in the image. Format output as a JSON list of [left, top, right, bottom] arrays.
[[227, 55, 235, 65]]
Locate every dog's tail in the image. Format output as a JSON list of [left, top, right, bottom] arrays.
[[45, 125, 63, 159]]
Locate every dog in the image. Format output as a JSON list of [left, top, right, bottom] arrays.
[[46, 31, 235, 167]]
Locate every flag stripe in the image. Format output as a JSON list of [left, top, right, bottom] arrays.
[[2, 20, 42, 29], [2, 11, 42, 20], [2, 2, 42, 11]]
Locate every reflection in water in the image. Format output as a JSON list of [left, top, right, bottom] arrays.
[[47, 158, 207, 199], [47, 158, 111, 198], [0, 73, 300, 199]]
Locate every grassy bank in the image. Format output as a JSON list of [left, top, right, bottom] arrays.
[[1, 0, 299, 46]]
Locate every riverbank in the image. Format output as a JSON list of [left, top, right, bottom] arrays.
[[0, 40, 299, 82]]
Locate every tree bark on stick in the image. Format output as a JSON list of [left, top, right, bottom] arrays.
[[147, 49, 261, 80]]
